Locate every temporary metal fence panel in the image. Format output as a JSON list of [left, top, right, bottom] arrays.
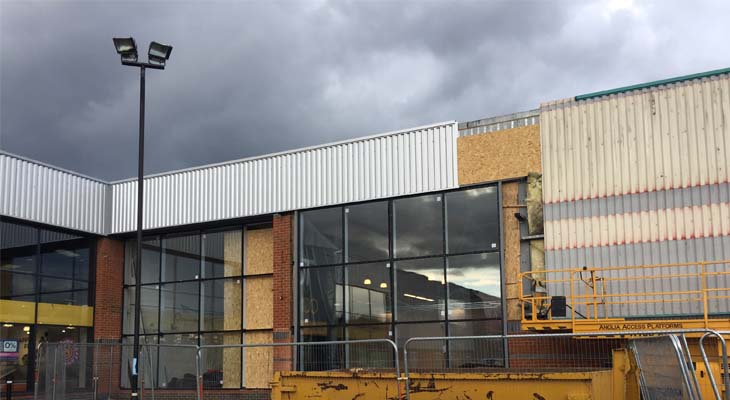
[[630, 335, 696, 400], [541, 74, 730, 318], [197, 339, 401, 396], [400, 329, 730, 399], [0, 152, 109, 235], [34, 342, 200, 400], [109, 121, 459, 233]]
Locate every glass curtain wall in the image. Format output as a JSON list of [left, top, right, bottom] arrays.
[[121, 224, 270, 389], [0, 218, 94, 392], [298, 185, 503, 369]]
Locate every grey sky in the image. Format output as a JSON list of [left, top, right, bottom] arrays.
[[1, 0, 728, 181]]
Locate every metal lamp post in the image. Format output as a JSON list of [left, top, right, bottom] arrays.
[[112, 37, 173, 397]]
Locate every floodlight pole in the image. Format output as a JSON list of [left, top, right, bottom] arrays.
[[131, 64, 145, 398], [122, 60, 162, 397]]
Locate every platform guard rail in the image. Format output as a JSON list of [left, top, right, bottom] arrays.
[[519, 260, 730, 332]]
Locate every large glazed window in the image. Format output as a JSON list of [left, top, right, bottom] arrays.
[[345, 201, 389, 262], [297, 184, 503, 368], [300, 208, 343, 266], [121, 224, 270, 389], [446, 186, 500, 253], [393, 194, 443, 258]]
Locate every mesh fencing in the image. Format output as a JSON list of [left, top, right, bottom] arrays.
[[198, 339, 400, 392]]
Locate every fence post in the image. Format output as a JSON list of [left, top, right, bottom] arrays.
[[51, 345, 58, 400], [196, 346, 202, 400]]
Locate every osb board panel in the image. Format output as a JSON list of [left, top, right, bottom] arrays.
[[245, 331, 273, 389], [224, 230, 242, 276], [245, 228, 273, 275], [222, 332, 242, 388], [245, 276, 273, 329], [224, 279, 242, 330], [458, 124, 541, 185], [502, 182, 522, 321]]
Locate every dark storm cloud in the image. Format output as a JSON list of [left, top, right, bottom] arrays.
[[1, 0, 729, 180]]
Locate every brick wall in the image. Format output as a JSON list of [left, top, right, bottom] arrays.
[[94, 237, 125, 340], [272, 213, 293, 372], [93, 237, 125, 396]]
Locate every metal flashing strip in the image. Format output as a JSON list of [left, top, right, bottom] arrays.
[[575, 66, 730, 101]]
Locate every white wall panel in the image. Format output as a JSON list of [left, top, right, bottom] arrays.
[[0, 152, 109, 234], [109, 121, 458, 233]]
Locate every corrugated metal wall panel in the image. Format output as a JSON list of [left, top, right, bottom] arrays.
[[109, 122, 458, 233], [0, 152, 108, 235], [541, 75, 730, 317]]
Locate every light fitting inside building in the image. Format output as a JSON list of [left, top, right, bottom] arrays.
[[404, 293, 434, 302], [3, 323, 13, 328], [113, 37, 138, 63], [380, 282, 388, 289], [148, 41, 173, 66], [363, 278, 372, 285], [23, 326, 30, 332]]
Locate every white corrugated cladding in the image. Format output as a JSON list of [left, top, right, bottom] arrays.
[[110, 121, 459, 233], [541, 74, 730, 317], [0, 152, 109, 235]]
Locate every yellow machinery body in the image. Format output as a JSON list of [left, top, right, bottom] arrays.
[[271, 349, 642, 400]]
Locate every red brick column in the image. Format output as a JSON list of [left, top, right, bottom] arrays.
[[272, 213, 294, 372], [93, 238, 125, 396]]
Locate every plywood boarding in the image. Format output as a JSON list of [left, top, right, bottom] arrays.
[[222, 332, 242, 388], [457, 124, 541, 185], [224, 279, 242, 330], [245, 228, 273, 275], [224, 230, 242, 276], [245, 276, 273, 329], [502, 182, 522, 321], [244, 331, 273, 389]]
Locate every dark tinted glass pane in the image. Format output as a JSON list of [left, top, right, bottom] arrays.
[[446, 186, 500, 253], [121, 335, 158, 388], [345, 325, 393, 369], [345, 263, 391, 324], [124, 238, 161, 285], [0, 272, 35, 299], [40, 243, 89, 280], [162, 234, 200, 282], [201, 278, 241, 331], [447, 253, 501, 320], [40, 276, 73, 292], [123, 285, 160, 334], [203, 229, 242, 279], [158, 334, 198, 388], [395, 323, 445, 370], [300, 266, 343, 326], [346, 201, 389, 262], [448, 321, 504, 368], [300, 208, 342, 266], [160, 282, 199, 332], [395, 258, 445, 322], [1, 221, 36, 273], [393, 194, 443, 258], [300, 326, 344, 371], [40, 290, 87, 305], [36, 326, 90, 389], [1, 221, 37, 250], [40, 229, 80, 243], [0, 324, 31, 384]]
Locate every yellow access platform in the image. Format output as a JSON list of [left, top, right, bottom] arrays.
[[518, 260, 730, 334]]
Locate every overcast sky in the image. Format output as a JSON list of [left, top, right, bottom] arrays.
[[1, 0, 728, 181]]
